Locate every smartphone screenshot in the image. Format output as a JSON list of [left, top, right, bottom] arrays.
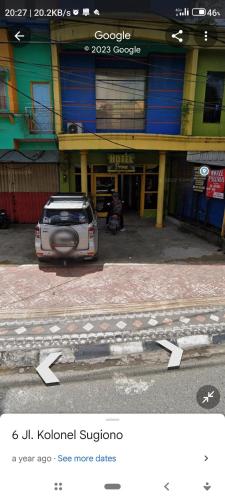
[[0, 0, 225, 498]]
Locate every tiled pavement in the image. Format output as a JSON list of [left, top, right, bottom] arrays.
[[1, 263, 225, 317], [1, 305, 225, 351]]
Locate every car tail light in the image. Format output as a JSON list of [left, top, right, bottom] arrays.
[[35, 225, 40, 238], [88, 226, 95, 239]]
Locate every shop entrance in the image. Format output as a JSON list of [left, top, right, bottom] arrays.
[[93, 173, 141, 217], [118, 174, 141, 212], [92, 165, 159, 218]]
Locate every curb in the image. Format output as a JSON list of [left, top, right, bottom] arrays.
[[1, 331, 225, 369], [1, 296, 225, 321]]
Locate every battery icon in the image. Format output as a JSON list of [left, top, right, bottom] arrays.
[[192, 7, 206, 16]]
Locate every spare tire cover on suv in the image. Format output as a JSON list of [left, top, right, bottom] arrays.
[[50, 228, 79, 255]]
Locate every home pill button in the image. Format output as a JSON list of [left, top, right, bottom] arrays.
[[104, 484, 121, 490]]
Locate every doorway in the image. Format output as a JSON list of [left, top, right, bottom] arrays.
[[118, 174, 141, 213]]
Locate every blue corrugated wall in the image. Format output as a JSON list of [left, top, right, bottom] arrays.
[[146, 54, 185, 134], [60, 51, 185, 134], [60, 52, 96, 133], [170, 166, 225, 230]]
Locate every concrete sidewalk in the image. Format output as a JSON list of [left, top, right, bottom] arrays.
[[1, 262, 225, 318]]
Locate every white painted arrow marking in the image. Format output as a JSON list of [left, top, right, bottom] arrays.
[[36, 352, 62, 385], [156, 340, 183, 368]]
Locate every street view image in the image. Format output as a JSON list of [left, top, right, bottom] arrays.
[[1, 0, 225, 415]]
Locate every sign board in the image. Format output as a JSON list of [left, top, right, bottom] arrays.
[[107, 165, 135, 173], [193, 166, 206, 192], [206, 169, 225, 199], [107, 153, 135, 165], [107, 153, 135, 173]]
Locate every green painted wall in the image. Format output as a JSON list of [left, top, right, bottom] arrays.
[[193, 50, 225, 136], [0, 35, 56, 150]]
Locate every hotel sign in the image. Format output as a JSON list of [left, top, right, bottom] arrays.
[[107, 153, 135, 173]]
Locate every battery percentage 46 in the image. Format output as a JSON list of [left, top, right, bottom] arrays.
[[192, 7, 221, 16]]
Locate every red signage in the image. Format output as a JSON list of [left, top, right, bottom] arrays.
[[206, 169, 225, 199]]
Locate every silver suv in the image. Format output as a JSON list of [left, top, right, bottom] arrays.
[[35, 194, 98, 261]]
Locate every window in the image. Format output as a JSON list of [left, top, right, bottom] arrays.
[[42, 208, 92, 225], [0, 71, 8, 111], [96, 69, 146, 130], [29, 82, 53, 133], [203, 72, 225, 123]]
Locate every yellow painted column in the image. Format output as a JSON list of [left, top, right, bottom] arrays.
[[182, 48, 199, 136], [155, 151, 166, 228], [80, 150, 88, 194], [51, 41, 62, 134]]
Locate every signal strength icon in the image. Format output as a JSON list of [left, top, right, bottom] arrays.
[[175, 8, 190, 16]]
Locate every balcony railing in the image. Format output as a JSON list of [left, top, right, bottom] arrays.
[[25, 106, 54, 133]]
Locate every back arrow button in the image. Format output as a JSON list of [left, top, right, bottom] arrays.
[[164, 482, 170, 491], [8, 27, 31, 45], [15, 31, 24, 42]]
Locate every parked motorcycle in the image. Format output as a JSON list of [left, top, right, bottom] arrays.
[[108, 213, 121, 235], [0, 209, 11, 229]]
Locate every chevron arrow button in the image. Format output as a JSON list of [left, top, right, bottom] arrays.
[[156, 340, 183, 368], [36, 352, 62, 385]]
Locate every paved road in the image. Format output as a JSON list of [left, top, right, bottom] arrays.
[[1, 354, 225, 414]]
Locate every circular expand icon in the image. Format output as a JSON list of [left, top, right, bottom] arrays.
[[197, 385, 220, 410]]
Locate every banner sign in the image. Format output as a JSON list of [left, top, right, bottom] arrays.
[[193, 166, 206, 192], [206, 169, 225, 199]]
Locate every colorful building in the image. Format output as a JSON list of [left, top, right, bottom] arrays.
[[50, 18, 225, 232], [0, 22, 59, 222], [168, 48, 225, 237], [1, 17, 225, 232]]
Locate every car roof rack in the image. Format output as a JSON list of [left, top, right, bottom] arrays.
[[49, 193, 88, 202], [55, 192, 87, 196]]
